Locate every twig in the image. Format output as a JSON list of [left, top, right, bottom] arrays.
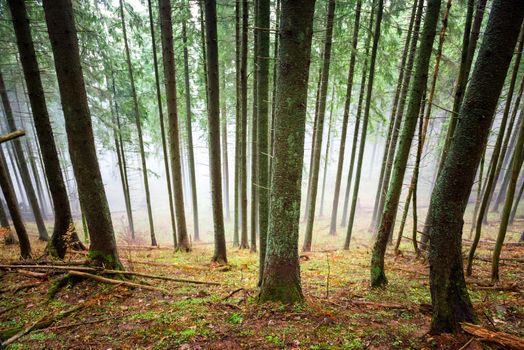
[[222, 288, 244, 300], [101, 270, 221, 286], [457, 337, 474, 350]]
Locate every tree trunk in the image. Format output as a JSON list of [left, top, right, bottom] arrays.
[[43, 0, 122, 269], [370, 0, 418, 233], [328, 0, 362, 235], [319, 84, 335, 218], [302, 0, 336, 252], [344, 0, 383, 249], [268, 0, 280, 180], [491, 118, 524, 282], [428, 0, 524, 333], [0, 72, 48, 242], [158, 0, 191, 251], [509, 172, 524, 224], [239, 0, 249, 249], [258, 0, 315, 304], [370, 0, 423, 234], [0, 148, 31, 258], [146, 0, 177, 247], [257, 0, 271, 282], [371, 0, 442, 287], [221, 67, 230, 221], [251, 0, 259, 253], [182, 18, 200, 242], [9, 0, 86, 257], [234, 0, 241, 247], [203, 0, 227, 264], [466, 23, 524, 276]]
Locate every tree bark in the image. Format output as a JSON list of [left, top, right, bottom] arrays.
[[203, 0, 228, 264], [146, 0, 177, 247], [234, 0, 241, 247], [158, 0, 191, 251], [428, 0, 524, 333], [259, 0, 316, 304], [239, 0, 249, 249], [371, 0, 442, 287], [319, 84, 335, 218], [43, 0, 122, 269]]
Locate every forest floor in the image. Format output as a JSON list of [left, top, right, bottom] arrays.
[[0, 220, 523, 350]]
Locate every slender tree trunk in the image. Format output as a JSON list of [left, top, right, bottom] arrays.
[[257, 0, 271, 283], [491, 119, 524, 282], [146, 0, 177, 247], [466, 23, 524, 276], [345, 0, 383, 249], [234, 0, 241, 247], [0, 147, 31, 258], [319, 84, 335, 218], [371, 0, 442, 287], [221, 67, 230, 221], [268, 0, 280, 178], [182, 19, 200, 242], [239, 0, 249, 249], [509, 172, 524, 224], [118, 0, 157, 246], [370, 0, 423, 234], [428, 0, 523, 333], [303, 0, 336, 252], [43, 0, 122, 269], [370, 0, 419, 232], [5, 141, 27, 209], [0, 72, 48, 241], [329, 0, 362, 235], [159, 0, 190, 251], [395, 0, 452, 255], [251, 0, 259, 253], [9, 0, 85, 257], [258, 0, 316, 303], [203, 0, 227, 264]]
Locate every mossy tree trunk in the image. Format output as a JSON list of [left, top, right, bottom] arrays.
[[257, 0, 271, 282], [259, 0, 316, 304], [42, 0, 122, 269], [9, 0, 86, 258], [428, 0, 524, 333], [370, 0, 442, 287]]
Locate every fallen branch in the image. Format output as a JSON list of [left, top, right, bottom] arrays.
[[457, 337, 474, 350], [0, 130, 25, 144], [67, 270, 168, 293], [0, 282, 41, 294], [461, 322, 524, 350], [101, 269, 221, 286], [223, 288, 244, 300], [16, 270, 48, 280], [0, 264, 96, 272], [350, 300, 406, 309]]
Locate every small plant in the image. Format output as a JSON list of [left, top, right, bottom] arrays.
[[228, 312, 243, 324], [265, 334, 284, 346]]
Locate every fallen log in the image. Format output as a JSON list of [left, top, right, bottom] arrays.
[[16, 270, 48, 280], [461, 322, 524, 350], [67, 270, 168, 293]]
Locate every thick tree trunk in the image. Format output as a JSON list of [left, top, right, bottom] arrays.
[[159, 0, 191, 251], [303, 0, 336, 252], [344, 0, 383, 248], [328, 0, 361, 235], [257, 0, 271, 282], [118, 0, 157, 246], [182, 19, 200, 242], [259, 0, 315, 304], [203, 0, 227, 264], [371, 0, 442, 287], [0, 72, 48, 242], [146, 0, 177, 247], [43, 0, 122, 269], [466, 23, 524, 276], [428, 0, 524, 333], [9, 0, 86, 257]]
